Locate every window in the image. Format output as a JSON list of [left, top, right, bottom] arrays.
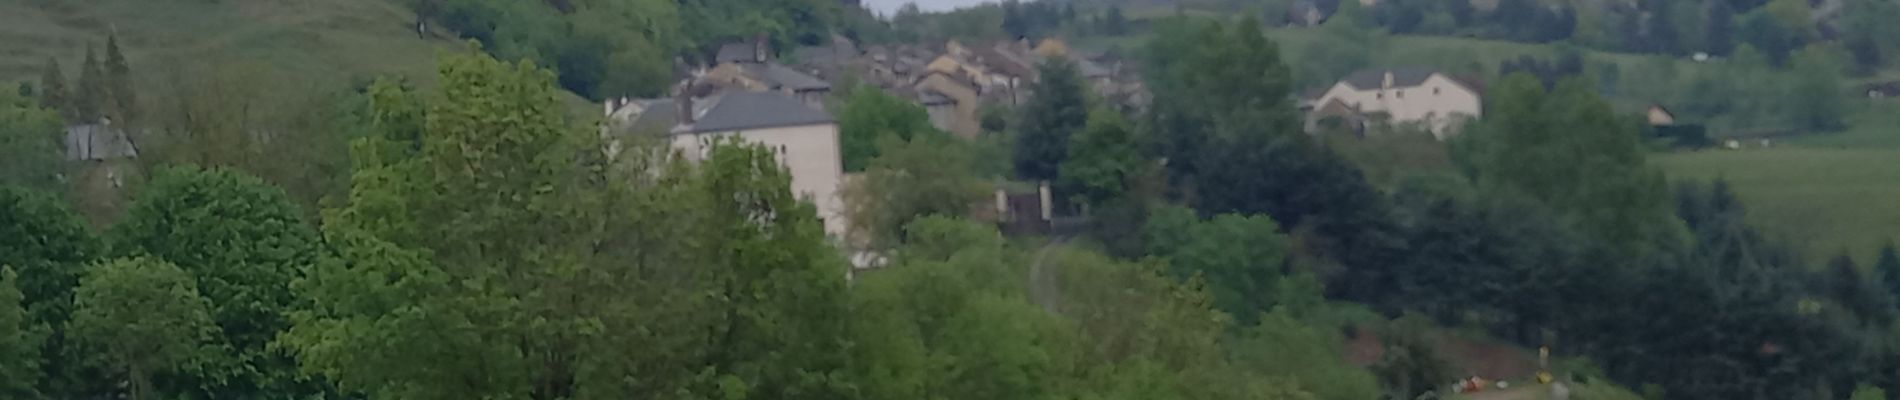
[[1376, 92, 1383, 99], [1433, 87, 1441, 95], [1396, 90, 1404, 99]]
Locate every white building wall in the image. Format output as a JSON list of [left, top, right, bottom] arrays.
[[671, 123, 848, 237], [1312, 73, 1483, 138]]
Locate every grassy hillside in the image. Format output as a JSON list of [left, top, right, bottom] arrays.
[[0, 0, 453, 90]]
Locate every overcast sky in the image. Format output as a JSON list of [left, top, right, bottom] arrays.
[[859, 0, 996, 17]]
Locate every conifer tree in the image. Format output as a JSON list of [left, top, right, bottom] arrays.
[[104, 34, 135, 124], [37, 58, 70, 122], [76, 46, 106, 124]]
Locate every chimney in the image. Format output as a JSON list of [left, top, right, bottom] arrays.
[[753, 33, 769, 63], [675, 81, 696, 125], [1383, 71, 1394, 89]]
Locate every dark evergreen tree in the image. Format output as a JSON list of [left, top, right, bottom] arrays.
[[1012, 57, 1088, 183], [1706, 0, 1736, 55], [36, 58, 69, 122], [103, 34, 134, 124], [1878, 241, 1900, 303], [75, 46, 104, 124]]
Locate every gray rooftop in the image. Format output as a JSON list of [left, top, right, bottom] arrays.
[[1340, 67, 1441, 90], [624, 99, 679, 135], [746, 63, 831, 91], [65, 124, 137, 161], [716, 42, 763, 64], [1076, 58, 1111, 78], [688, 91, 834, 133]]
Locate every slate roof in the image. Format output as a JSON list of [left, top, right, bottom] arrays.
[[687, 91, 834, 133], [65, 124, 137, 161], [1339, 67, 1441, 90], [1076, 58, 1111, 78], [624, 99, 679, 135], [716, 42, 762, 64], [745, 63, 831, 91]]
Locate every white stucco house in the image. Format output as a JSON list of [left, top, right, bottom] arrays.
[[1305, 67, 1482, 139], [666, 91, 849, 237]]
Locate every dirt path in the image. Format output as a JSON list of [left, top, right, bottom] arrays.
[[1027, 239, 1066, 314]]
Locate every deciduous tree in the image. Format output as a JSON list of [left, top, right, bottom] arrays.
[[68, 256, 219, 400], [1057, 108, 1146, 209], [837, 86, 941, 172], [0, 267, 48, 399], [0, 91, 67, 192], [108, 166, 319, 398], [0, 186, 98, 397]]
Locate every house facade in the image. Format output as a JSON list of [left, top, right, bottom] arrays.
[[1307, 67, 1482, 139], [668, 91, 849, 237]]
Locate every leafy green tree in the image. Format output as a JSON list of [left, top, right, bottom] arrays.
[[1854, 384, 1889, 400], [288, 50, 856, 399], [837, 86, 941, 172], [107, 166, 319, 398], [1786, 45, 1846, 131], [1841, 0, 1900, 72], [686, 140, 857, 400], [1736, 9, 1798, 65], [142, 63, 367, 209], [1057, 108, 1146, 209], [848, 217, 1075, 400], [1014, 57, 1089, 183], [75, 46, 104, 124], [1452, 74, 1682, 257], [1371, 314, 1455, 399], [0, 267, 48, 399], [1145, 17, 1301, 191], [0, 90, 67, 192], [1143, 205, 1292, 323], [0, 186, 98, 397], [103, 34, 135, 125], [841, 136, 989, 250], [1228, 309, 1381, 400], [37, 58, 70, 122], [68, 256, 219, 400]]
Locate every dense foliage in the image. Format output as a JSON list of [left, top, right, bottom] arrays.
[[3, 4, 1899, 399]]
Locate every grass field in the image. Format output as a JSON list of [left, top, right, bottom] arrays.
[[0, 0, 453, 91], [1654, 100, 1900, 264], [1655, 146, 1900, 264]]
